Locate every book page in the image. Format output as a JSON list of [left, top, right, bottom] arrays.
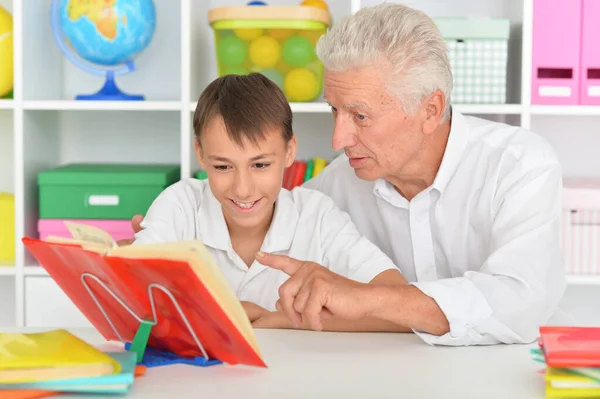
[[64, 221, 116, 249], [45, 236, 109, 255]]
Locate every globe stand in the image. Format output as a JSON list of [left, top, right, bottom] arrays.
[[76, 71, 144, 101]]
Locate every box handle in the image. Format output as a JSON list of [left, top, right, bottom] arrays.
[[88, 195, 120, 206]]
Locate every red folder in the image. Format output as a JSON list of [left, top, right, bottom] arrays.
[[539, 326, 600, 368], [22, 237, 266, 368]]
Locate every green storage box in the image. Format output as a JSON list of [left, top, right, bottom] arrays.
[[194, 169, 208, 180], [38, 164, 181, 219]]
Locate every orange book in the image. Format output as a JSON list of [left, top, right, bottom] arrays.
[[22, 222, 266, 368], [539, 326, 600, 368]]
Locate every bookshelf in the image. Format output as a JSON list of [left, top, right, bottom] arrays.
[[1, 0, 599, 329]]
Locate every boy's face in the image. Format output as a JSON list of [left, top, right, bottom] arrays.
[[195, 115, 297, 232]]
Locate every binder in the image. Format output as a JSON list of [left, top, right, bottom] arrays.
[[531, 0, 582, 105], [580, 0, 600, 105]]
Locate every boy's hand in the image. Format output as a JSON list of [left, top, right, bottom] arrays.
[[116, 214, 144, 246], [241, 301, 270, 323], [252, 311, 294, 329]]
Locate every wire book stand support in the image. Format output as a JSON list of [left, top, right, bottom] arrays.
[[80, 272, 222, 368]]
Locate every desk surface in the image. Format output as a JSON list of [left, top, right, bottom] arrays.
[[12, 328, 546, 399]]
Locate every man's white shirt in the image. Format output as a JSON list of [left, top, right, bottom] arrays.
[[303, 109, 567, 346], [133, 179, 397, 312]]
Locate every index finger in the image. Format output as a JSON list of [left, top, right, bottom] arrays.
[[255, 252, 303, 276]]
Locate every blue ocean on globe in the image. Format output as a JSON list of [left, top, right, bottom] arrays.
[[57, 0, 156, 67]]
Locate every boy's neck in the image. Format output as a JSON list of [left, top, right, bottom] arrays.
[[225, 204, 275, 245]]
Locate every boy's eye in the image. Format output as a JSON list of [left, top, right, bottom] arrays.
[[254, 163, 270, 169], [213, 165, 230, 171]]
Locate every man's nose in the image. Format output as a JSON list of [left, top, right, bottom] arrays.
[[331, 115, 357, 151]]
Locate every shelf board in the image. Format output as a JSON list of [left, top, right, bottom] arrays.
[[188, 102, 523, 115], [566, 274, 600, 285], [23, 100, 182, 112], [24, 266, 49, 277], [454, 104, 523, 115], [0, 267, 16, 276], [0, 100, 14, 110], [531, 106, 600, 116]]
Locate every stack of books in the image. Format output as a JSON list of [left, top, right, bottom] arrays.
[[0, 329, 144, 397], [283, 157, 328, 190], [532, 326, 600, 397]]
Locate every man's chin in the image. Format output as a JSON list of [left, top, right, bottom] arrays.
[[352, 167, 382, 181]]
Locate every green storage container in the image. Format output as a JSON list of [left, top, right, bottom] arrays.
[[194, 169, 208, 180], [38, 164, 181, 219]]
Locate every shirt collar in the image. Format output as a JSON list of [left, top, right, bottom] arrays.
[[197, 185, 299, 254], [431, 107, 470, 194], [372, 107, 470, 203]]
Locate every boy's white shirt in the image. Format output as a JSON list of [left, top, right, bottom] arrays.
[[133, 178, 397, 311]]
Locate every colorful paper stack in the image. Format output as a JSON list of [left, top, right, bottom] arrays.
[[0, 329, 143, 397], [531, 326, 600, 397], [283, 157, 328, 190]]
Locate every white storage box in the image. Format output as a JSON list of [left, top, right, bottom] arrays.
[[562, 179, 600, 275]]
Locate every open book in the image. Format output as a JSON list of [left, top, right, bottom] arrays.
[[22, 222, 265, 368]]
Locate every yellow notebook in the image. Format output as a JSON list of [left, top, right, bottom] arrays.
[[0, 329, 121, 384]]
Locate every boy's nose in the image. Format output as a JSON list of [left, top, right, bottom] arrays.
[[232, 171, 255, 199]]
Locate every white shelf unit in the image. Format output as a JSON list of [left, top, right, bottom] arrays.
[[1, 0, 599, 329]]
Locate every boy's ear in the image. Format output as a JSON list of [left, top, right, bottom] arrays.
[[194, 139, 206, 169], [285, 134, 297, 168]]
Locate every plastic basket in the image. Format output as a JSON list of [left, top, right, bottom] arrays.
[[208, 6, 331, 102]]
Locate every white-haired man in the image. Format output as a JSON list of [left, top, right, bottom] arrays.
[[253, 2, 566, 346], [126, 3, 566, 346]]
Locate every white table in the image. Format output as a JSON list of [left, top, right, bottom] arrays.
[[9, 328, 546, 399]]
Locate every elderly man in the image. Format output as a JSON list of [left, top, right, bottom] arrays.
[[254, 2, 566, 346], [129, 3, 566, 346]]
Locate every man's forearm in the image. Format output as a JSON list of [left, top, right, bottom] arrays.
[[364, 284, 450, 336]]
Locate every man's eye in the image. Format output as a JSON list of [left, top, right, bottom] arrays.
[[330, 106, 337, 113], [356, 114, 366, 120], [254, 163, 270, 169]]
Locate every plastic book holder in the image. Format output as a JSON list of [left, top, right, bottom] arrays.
[[80, 272, 223, 368]]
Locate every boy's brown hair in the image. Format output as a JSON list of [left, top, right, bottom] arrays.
[[193, 73, 293, 147]]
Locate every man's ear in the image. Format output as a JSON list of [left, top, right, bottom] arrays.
[[285, 134, 298, 168], [194, 139, 207, 170], [422, 90, 446, 135]]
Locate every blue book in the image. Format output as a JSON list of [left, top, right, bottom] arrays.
[[0, 351, 137, 394]]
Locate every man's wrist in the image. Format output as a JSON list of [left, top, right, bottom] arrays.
[[360, 283, 399, 320]]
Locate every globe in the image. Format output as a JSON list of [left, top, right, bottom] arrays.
[[51, 0, 156, 101]]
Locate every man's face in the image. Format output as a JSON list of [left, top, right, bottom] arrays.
[[323, 64, 427, 181]]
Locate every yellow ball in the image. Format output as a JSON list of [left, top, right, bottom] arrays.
[[298, 29, 325, 45], [300, 0, 329, 10], [284, 68, 320, 102], [233, 28, 264, 41], [249, 36, 281, 69], [0, 6, 13, 98], [300, 0, 329, 11], [268, 28, 294, 41]]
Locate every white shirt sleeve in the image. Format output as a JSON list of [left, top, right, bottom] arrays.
[[411, 162, 567, 346], [132, 187, 187, 245], [316, 195, 398, 283]]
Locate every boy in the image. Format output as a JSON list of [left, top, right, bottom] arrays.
[[133, 73, 407, 331]]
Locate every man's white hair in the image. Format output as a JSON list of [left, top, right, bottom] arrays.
[[316, 3, 453, 121]]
